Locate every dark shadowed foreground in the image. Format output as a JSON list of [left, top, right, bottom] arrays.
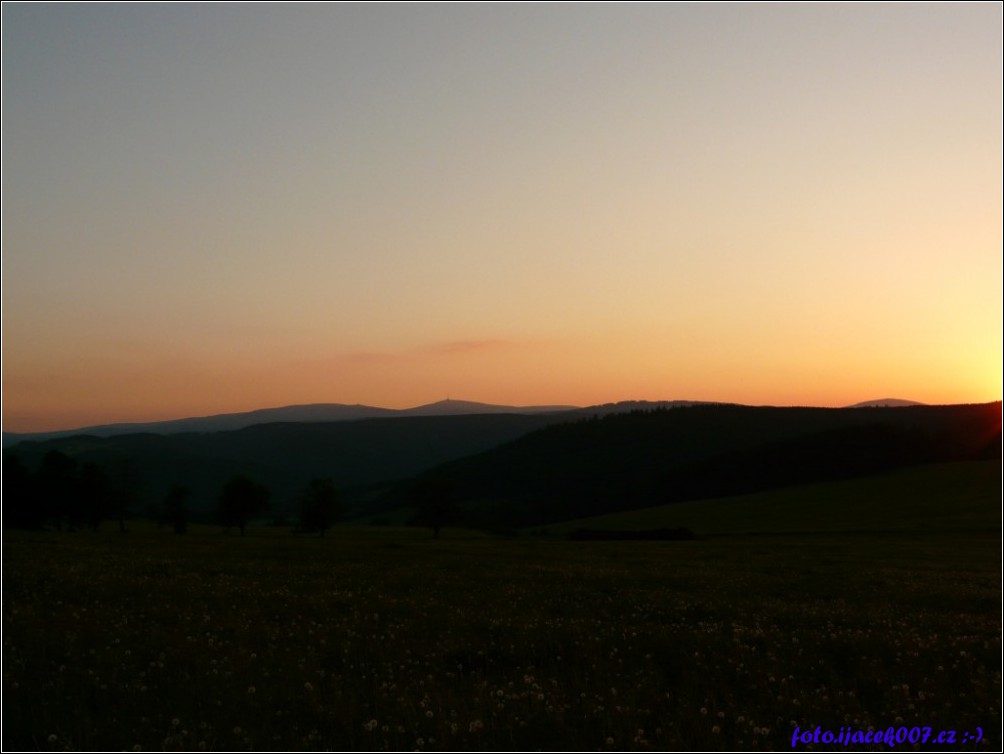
[[3, 462, 1000, 751]]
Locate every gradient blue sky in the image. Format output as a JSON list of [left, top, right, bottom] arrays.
[[2, 3, 1001, 431]]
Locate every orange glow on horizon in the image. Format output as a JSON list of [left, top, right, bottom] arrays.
[[3, 337, 1000, 434], [2, 5, 1000, 434]]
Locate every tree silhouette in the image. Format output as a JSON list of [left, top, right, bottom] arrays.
[[37, 450, 78, 530], [297, 478, 342, 537], [78, 462, 112, 531], [410, 476, 458, 539], [2, 454, 43, 529], [105, 458, 141, 533], [163, 484, 191, 534], [217, 476, 269, 536]]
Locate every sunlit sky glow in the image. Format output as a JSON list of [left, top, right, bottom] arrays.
[[2, 3, 1001, 432]]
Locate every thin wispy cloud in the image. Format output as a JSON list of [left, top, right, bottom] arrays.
[[339, 350, 401, 364], [422, 339, 513, 355]]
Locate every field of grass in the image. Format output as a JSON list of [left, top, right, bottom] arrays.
[[3, 461, 1000, 751], [544, 461, 1001, 537]]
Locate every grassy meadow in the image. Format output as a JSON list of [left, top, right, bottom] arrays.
[[3, 461, 1000, 751]]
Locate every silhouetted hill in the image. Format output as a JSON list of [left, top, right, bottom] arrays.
[[4, 413, 579, 519], [8, 400, 999, 530], [1, 404, 395, 446], [404, 399, 576, 416], [1, 399, 578, 446], [378, 402, 1001, 527]]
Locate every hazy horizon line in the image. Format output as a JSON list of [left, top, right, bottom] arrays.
[[5, 394, 1002, 437]]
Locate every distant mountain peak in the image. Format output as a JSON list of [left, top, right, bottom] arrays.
[[404, 399, 577, 416], [413, 399, 495, 410], [845, 398, 925, 408]]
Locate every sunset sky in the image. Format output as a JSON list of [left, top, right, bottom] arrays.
[[2, 3, 1001, 432]]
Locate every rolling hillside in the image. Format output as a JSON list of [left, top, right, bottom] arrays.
[[7, 400, 999, 528], [543, 459, 1000, 538], [379, 402, 1001, 527], [5, 413, 576, 517]]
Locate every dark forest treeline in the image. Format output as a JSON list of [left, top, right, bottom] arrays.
[[1, 450, 345, 537], [2, 449, 443, 537], [2, 451, 137, 532]]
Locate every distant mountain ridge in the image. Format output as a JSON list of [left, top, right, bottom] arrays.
[[2, 397, 935, 447], [2, 399, 579, 446]]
